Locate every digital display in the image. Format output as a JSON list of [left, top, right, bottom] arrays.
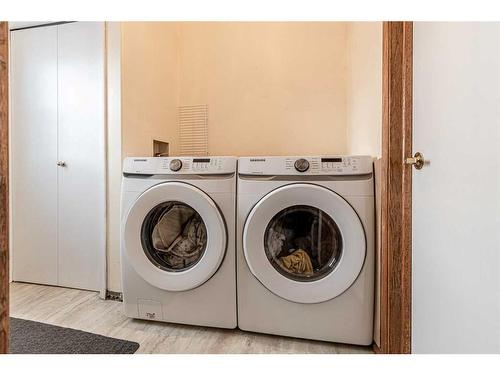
[[321, 157, 342, 163], [193, 158, 211, 163]]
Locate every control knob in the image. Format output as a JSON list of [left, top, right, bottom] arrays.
[[294, 158, 310, 172], [169, 159, 183, 172]]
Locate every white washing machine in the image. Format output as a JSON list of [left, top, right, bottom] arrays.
[[121, 156, 237, 328], [237, 156, 374, 345]]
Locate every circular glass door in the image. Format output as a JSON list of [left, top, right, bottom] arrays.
[[243, 183, 366, 304], [264, 205, 342, 282], [141, 201, 207, 272], [124, 182, 226, 292]]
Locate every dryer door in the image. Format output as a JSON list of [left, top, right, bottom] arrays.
[[124, 181, 226, 291], [243, 183, 366, 303]]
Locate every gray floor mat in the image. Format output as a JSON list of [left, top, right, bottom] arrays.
[[9, 317, 140, 354]]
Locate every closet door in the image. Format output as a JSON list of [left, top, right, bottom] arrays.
[[57, 22, 105, 291], [11, 26, 59, 285]]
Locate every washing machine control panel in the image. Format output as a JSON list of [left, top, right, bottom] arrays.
[[123, 157, 237, 175], [294, 158, 310, 172], [169, 159, 183, 171], [239, 155, 373, 176]]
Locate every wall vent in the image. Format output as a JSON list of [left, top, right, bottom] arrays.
[[178, 104, 208, 156]]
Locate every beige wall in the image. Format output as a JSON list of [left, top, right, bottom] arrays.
[[120, 21, 382, 160], [111, 22, 182, 293], [121, 22, 180, 158], [112, 22, 382, 293], [346, 22, 382, 157], [178, 22, 348, 156], [344, 22, 383, 346]]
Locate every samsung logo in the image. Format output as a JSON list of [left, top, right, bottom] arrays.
[[133, 159, 148, 162], [249, 158, 266, 162]]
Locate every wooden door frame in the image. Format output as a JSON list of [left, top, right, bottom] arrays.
[[375, 21, 413, 354], [0, 21, 9, 354]]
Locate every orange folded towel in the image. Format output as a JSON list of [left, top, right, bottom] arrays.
[[279, 249, 313, 276]]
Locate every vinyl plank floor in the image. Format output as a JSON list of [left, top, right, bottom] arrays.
[[9, 282, 373, 354]]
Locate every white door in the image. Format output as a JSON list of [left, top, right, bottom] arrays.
[[413, 23, 500, 353], [11, 25, 59, 285], [57, 22, 105, 291], [10, 22, 105, 292]]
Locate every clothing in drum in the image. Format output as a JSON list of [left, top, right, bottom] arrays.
[[264, 205, 342, 282], [141, 201, 207, 271]]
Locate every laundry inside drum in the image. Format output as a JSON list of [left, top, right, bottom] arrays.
[[141, 201, 207, 272], [264, 205, 343, 282]]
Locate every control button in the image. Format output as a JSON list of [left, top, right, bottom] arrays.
[[294, 158, 310, 172], [169, 159, 183, 172]]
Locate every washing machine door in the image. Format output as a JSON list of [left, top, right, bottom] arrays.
[[243, 183, 366, 304], [124, 181, 226, 291]]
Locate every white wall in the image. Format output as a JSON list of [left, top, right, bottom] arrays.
[[106, 22, 123, 293], [346, 22, 382, 157]]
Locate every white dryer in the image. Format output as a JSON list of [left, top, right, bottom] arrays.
[[237, 156, 374, 345], [121, 156, 237, 328]]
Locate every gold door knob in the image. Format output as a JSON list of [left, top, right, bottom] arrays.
[[405, 152, 425, 170]]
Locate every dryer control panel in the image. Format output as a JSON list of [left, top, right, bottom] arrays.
[[123, 156, 237, 175], [238, 155, 373, 176]]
